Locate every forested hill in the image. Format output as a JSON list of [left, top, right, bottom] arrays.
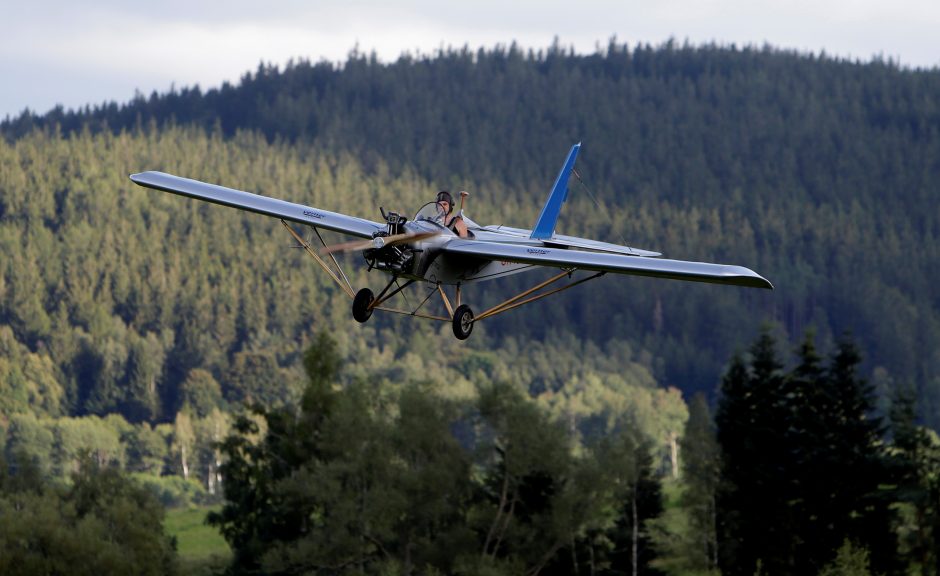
[[2, 41, 939, 423]]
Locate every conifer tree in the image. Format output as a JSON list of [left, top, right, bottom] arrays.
[[888, 386, 940, 575], [679, 393, 720, 572], [716, 331, 899, 575], [785, 331, 830, 573], [714, 353, 752, 576], [824, 335, 897, 575], [716, 330, 789, 576]]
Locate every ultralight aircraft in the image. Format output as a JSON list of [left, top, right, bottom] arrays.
[[131, 143, 772, 339]]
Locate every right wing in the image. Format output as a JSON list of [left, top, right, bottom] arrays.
[[130, 171, 384, 239], [442, 239, 773, 289]]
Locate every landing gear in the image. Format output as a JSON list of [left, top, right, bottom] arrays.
[[352, 288, 375, 323], [452, 304, 474, 340]]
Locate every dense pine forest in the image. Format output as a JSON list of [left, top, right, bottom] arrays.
[[2, 41, 940, 575], [4, 41, 939, 407]]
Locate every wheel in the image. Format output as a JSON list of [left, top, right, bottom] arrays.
[[352, 288, 375, 323], [452, 304, 474, 340]]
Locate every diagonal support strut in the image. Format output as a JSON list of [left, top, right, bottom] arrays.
[[473, 271, 606, 323], [281, 220, 356, 299]]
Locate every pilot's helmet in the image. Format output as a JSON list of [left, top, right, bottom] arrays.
[[436, 190, 454, 214]]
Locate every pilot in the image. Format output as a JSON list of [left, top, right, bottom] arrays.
[[435, 190, 470, 238]]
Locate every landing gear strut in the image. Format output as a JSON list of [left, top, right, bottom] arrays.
[[452, 304, 474, 340], [345, 271, 603, 339], [281, 221, 605, 340]]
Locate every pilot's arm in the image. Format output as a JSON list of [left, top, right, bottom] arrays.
[[450, 190, 470, 237]]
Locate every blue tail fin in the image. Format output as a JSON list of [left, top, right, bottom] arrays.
[[530, 143, 581, 240]]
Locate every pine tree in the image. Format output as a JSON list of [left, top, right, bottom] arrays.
[[679, 393, 720, 572], [714, 353, 752, 576], [786, 331, 831, 573], [716, 330, 789, 576], [889, 386, 940, 575], [716, 331, 900, 575], [824, 335, 897, 575]]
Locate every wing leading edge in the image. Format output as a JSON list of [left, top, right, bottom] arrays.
[[442, 240, 773, 289], [130, 171, 384, 239]]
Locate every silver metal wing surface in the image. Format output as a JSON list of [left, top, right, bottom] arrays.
[[440, 239, 773, 289], [130, 171, 384, 239]]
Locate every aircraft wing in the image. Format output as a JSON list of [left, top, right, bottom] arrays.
[[130, 171, 384, 239], [441, 239, 773, 289]]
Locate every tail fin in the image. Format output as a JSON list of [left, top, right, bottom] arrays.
[[530, 143, 581, 240]]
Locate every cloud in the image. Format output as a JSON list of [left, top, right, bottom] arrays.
[[2, 0, 939, 117]]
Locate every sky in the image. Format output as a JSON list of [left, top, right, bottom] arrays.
[[3, 0, 940, 119]]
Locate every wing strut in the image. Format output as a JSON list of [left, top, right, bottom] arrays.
[[281, 220, 356, 299], [473, 270, 605, 322]]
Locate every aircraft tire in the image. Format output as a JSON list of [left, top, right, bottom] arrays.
[[352, 288, 375, 323], [452, 304, 474, 340]]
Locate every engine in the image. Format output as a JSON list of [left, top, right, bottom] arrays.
[[363, 210, 416, 274], [384, 210, 407, 235]]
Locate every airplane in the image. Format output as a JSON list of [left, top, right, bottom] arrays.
[[130, 143, 772, 340]]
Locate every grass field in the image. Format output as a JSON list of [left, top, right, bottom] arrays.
[[165, 505, 231, 571]]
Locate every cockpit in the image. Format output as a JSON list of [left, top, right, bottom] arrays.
[[414, 201, 451, 228], [413, 201, 480, 237]]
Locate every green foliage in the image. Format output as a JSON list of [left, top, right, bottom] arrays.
[[647, 481, 721, 576], [131, 472, 209, 508], [597, 424, 664, 576], [0, 453, 179, 576], [52, 415, 124, 475], [0, 325, 63, 416], [126, 422, 170, 474], [887, 386, 940, 573], [818, 541, 874, 576], [210, 338, 664, 575], [3, 43, 940, 574], [1, 407, 235, 504], [224, 350, 298, 408], [2, 43, 939, 430], [180, 368, 224, 417], [650, 393, 720, 575], [716, 329, 896, 576], [4, 412, 54, 475]]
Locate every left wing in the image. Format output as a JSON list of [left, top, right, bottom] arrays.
[[130, 171, 384, 238], [441, 239, 773, 289]]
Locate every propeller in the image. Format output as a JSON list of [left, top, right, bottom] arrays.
[[320, 231, 440, 255]]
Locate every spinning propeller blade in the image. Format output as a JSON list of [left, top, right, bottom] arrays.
[[320, 231, 439, 255]]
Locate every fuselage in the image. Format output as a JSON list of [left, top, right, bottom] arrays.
[[383, 219, 536, 284]]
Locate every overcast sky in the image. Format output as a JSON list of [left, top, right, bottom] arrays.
[[3, 0, 940, 119]]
